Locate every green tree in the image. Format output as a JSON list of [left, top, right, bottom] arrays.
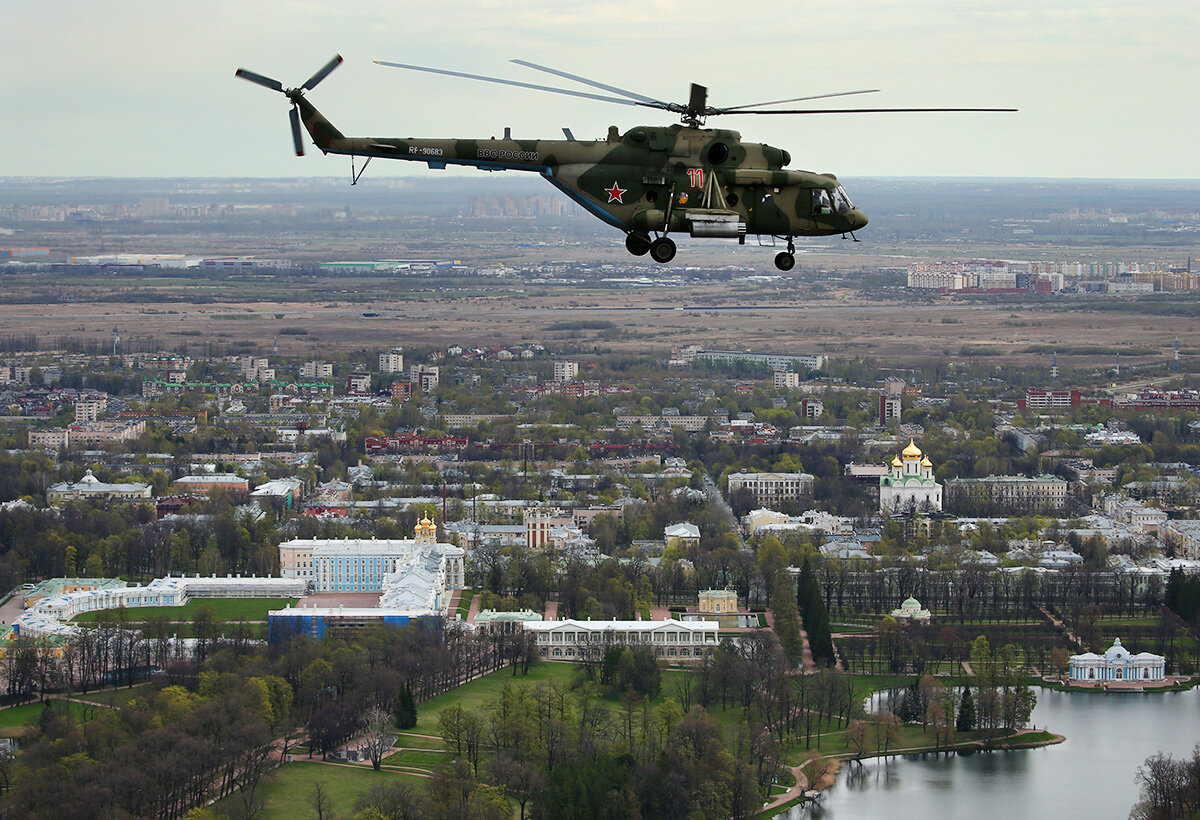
[[771, 571, 802, 663], [956, 686, 976, 732], [395, 681, 417, 730]]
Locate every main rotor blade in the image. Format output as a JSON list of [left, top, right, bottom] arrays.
[[716, 89, 880, 113], [375, 60, 653, 108], [289, 105, 305, 156], [235, 69, 283, 92], [303, 54, 344, 91], [510, 59, 665, 105], [719, 106, 1018, 115]]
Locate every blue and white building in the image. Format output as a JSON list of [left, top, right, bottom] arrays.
[[1068, 638, 1166, 683]]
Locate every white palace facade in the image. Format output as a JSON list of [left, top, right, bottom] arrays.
[[1069, 638, 1166, 683], [524, 618, 719, 662]]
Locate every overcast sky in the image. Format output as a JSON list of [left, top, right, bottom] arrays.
[[3, 0, 1196, 179]]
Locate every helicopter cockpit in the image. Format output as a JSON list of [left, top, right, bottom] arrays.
[[811, 186, 856, 216]]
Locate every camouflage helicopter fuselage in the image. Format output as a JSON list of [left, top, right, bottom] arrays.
[[292, 94, 868, 254]]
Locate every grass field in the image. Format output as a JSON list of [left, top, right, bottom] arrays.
[[0, 699, 91, 728], [217, 761, 428, 819], [71, 597, 298, 623]]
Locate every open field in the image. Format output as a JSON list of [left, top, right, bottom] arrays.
[[70, 597, 298, 623], [0, 276, 1196, 370]]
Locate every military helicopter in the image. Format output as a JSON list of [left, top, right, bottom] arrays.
[[236, 56, 1013, 270]]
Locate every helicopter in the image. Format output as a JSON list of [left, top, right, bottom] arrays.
[[236, 56, 1013, 270]]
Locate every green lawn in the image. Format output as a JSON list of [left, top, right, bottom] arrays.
[[455, 589, 475, 619], [0, 699, 91, 728], [392, 733, 448, 750], [383, 747, 452, 770], [71, 597, 298, 623], [409, 662, 745, 740], [217, 760, 428, 819], [410, 662, 578, 735]]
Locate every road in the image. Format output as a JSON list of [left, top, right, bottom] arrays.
[[702, 473, 746, 551], [0, 589, 26, 629]]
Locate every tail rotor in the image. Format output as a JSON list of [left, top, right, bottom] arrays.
[[235, 55, 343, 156]]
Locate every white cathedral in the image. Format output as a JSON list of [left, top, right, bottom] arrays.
[[880, 440, 943, 514]]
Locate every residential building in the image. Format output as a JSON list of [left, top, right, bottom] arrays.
[[347, 373, 371, 394], [798, 397, 823, 419], [774, 370, 800, 390], [944, 475, 1070, 513], [695, 350, 827, 372], [390, 381, 413, 401], [379, 350, 405, 373], [665, 522, 701, 550], [554, 360, 579, 382], [1162, 520, 1200, 560], [616, 414, 708, 432], [250, 477, 305, 509], [879, 394, 901, 426], [28, 427, 69, 451], [1021, 388, 1082, 410], [73, 396, 107, 422], [66, 419, 146, 448], [727, 471, 815, 505], [300, 360, 333, 380], [172, 474, 250, 496], [410, 365, 439, 392]]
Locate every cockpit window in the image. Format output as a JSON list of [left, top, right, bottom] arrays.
[[831, 186, 855, 214], [811, 189, 832, 215]]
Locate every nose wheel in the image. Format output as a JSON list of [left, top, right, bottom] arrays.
[[774, 238, 796, 271], [649, 237, 677, 264]]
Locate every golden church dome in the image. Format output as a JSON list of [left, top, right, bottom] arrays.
[[902, 439, 923, 459], [921, 456, 933, 468], [891, 456, 903, 468]]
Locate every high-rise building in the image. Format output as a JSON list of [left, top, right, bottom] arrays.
[[554, 360, 579, 382], [879, 394, 901, 426], [380, 350, 405, 373]]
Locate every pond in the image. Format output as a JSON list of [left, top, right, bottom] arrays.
[[790, 686, 1200, 819]]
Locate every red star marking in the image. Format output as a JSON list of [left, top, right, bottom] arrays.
[[604, 181, 627, 203]]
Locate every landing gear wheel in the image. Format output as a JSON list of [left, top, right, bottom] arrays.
[[774, 252, 796, 271], [625, 232, 652, 256], [649, 237, 677, 264]]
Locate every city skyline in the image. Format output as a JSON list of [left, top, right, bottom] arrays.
[[3, 0, 1197, 179]]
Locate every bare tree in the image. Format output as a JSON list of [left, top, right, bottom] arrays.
[[310, 782, 332, 820], [359, 706, 395, 771]]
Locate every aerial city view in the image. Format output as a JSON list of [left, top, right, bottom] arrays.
[[1, 3, 1198, 819]]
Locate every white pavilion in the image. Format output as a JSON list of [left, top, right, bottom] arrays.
[[1068, 638, 1165, 683]]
